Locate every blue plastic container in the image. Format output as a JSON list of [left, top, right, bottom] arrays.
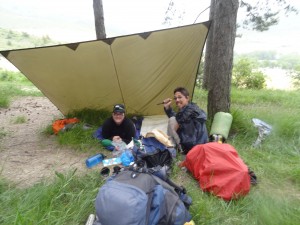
[[120, 150, 134, 167], [86, 153, 105, 168]]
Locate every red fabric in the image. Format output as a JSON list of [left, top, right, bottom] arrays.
[[52, 118, 80, 134], [183, 143, 250, 201]]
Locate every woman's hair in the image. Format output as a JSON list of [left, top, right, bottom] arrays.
[[173, 87, 189, 98]]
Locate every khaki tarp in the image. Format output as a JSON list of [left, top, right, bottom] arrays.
[[0, 22, 210, 115]]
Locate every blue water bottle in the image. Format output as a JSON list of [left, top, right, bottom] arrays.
[[85, 153, 105, 168]]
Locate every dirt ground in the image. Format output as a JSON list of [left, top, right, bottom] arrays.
[[0, 96, 93, 188]]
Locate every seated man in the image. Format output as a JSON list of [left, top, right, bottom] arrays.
[[163, 87, 208, 154], [102, 104, 136, 144]]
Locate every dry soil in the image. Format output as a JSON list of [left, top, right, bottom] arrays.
[[0, 96, 92, 188]]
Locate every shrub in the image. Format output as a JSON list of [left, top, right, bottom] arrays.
[[291, 65, 300, 89], [232, 58, 266, 89], [243, 70, 266, 89], [22, 32, 29, 38]]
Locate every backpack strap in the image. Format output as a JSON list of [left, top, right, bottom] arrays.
[[128, 162, 192, 209]]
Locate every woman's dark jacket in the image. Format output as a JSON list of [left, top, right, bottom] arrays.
[[165, 102, 208, 152]]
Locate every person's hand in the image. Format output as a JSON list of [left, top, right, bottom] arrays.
[[163, 98, 172, 109], [112, 136, 122, 142]]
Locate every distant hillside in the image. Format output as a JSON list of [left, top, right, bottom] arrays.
[[0, 27, 60, 51]]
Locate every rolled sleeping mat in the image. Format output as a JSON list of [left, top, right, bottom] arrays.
[[210, 112, 233, 140]]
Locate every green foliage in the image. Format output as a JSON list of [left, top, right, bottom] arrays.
[[235, 51, 300, 72], [0, 177, 13, 195], [21, 32, 29, 38], [11, 116, 27, 124], [277, 53, 300, 70], [0, 69, 29, 82], [56, 124, 101, 152], [51, 108, 113, 151], [246, 51, 277, 61], [0, 27, 60, 50], [0, 94, 9, 108], [0, 70, 42, 108], [195, 57, 205, 88], [229, 108, 252, 136], [249, 189, 300, 225], [232, 58, 266, 89], [42, 124, 55, 136], [0, 170, 103, 225], [68, 108, 111, 127], [239, 1, 298, 31], [229, 87, 300, 151], [291, 65, 300, 89], [0, 127, 7, 139], [244, 70, 266, 89], [0, 82, 42, 108], [192, 88, 207, 104], [0, 28, 63, 108]]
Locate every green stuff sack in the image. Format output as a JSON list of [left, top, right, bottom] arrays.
[[101, 139, 112, 147], [210, 112, 233, 140]]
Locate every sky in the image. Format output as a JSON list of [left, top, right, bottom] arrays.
[[0, 0, 299, 54], [0, 0, 210, 41]]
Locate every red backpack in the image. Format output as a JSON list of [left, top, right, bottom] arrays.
[[182, 142, 251, 201]]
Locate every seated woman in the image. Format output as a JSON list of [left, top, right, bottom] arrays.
[[163, 87, 208, 154], [102, 104, 136, 144]]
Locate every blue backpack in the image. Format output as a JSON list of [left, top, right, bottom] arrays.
[[132, 137, 176, 168], [94, 165, 192, 225]]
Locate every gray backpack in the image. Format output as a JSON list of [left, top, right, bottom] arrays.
[[94, 166, 192, 225]]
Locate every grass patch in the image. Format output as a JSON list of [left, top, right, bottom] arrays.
[[43, 108, 112, 153], [0, 128, 7, 139], [0, 69, 43, 107], [0, 27, 60, 51], [11, 116, 27, 124], [67, 108, 112, 127], [0, 81, 43, 108], [0, 170, 103, 225], [56, 124, 102, 153]]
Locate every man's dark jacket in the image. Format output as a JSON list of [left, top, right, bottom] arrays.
[[165, 102, 208, 152]]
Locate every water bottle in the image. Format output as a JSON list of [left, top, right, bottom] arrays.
[[85, 153, 105, 168], [112, 140, 127, 156]]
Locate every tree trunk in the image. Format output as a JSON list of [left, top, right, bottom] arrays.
[[93, 0, 106, 39], [204, 0, 239, 119]]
